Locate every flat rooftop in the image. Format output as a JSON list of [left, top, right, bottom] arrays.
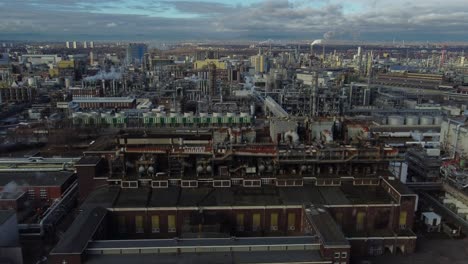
[[73, 97, 135, 103], [305, 206, 349, 247], [117, 184, 394, 208], [76, 156, 102, 166], [51, 187, 121, 254], [84, 250, 326, 264], [0, 210, 15, 225], [0, 171, 75, 187], [87, 236, 319, 249]]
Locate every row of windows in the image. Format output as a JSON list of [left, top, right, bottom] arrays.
[[350, 211, 407, 232], [119, 215, 176, 234], [119, 213, 298, 234], [235, 213, 295, 231], [334, 252, 347, 258], [27, 188, 48, 199]]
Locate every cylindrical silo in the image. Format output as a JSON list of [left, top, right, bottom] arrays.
[[388, 115, 404, 126], [420, 116, 434, 125], [434, 116, 443, 125], [405, 115, 419, 126], [65, 77, 72, 88]]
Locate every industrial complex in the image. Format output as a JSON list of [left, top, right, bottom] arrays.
[[0, 36, 468, 264]]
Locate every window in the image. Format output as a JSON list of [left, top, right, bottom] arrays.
[[270, 213, 278, 231], [341, 252, 347, 258], [135, 216, 144, 233], [168, 215, 176, 232], [40, 188, 47, 199], [118, 216, 126, 233], [399, 211, 407, 229], [151, 215, 160, 233], [334, 252, 341, 258], [287, 213, 296, 231], [356, 212, 366, 231], [236, 213, 244, 231], [252, 213, 261, 231], [28, 189, 35, 199]]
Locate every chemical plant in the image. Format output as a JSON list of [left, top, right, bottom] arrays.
[[0, 39, 468, 264]]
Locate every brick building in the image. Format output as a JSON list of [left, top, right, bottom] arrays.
[[49, 155, 417, 264], [0, 171, 77, 202]]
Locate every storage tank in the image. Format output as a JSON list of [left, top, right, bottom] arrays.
[[420, 116, 434, 125], [405, 115, 419, 125], [380, 117, 387, 125], [434, 116, 443, 125], [388, 115, 404, 126], [64, 77, 72, 88], [250, 104, 255, 116], [148, 166, 155, 175], [27, 77, 36, 87]]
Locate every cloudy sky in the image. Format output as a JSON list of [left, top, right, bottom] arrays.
[[0, 0, 467, 41]]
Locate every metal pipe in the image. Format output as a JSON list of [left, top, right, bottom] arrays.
[[453, 124, 462, 159]]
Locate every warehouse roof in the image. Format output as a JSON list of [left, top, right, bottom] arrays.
[[0, 171, 75, 187]]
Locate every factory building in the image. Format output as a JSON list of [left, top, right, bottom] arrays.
[[72, 97, 136, 109], [126, 43, 148, 65], [193, 59, 227, 70], [0, 85, 37, 103], [49, 153, 416, 264], [47, 123, 418, 264], [0, 171, 76, 202]]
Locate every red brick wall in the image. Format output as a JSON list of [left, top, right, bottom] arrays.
[[109, 207, 304, 239], [320, 245, 350, 264], [49, 254, 81, 264]]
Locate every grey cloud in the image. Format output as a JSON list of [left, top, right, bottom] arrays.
[[0, 0, 467, 41]]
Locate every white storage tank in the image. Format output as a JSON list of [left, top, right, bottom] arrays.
[[27, 77, 36, 87], [420, 116, 434, 125], [405, 115, 419, 125], [65, 77, 72, 88], [388, 115, 404, 126], [434, 116, 443, 125], [250, 104, 255, 116]]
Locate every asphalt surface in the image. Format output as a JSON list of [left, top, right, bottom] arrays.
[[354, 237, 468, 264]]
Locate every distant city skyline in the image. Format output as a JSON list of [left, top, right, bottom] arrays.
[[0, 0, 467, 41]]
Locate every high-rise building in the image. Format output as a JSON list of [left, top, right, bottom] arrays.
[[90, 41, 94, 49], [126, 43, 148, 65], [251, 55, 266, 73], [89, 51, 94, 65], [65, 41, 70, 49], [73, 41, 77, 49], [83, 41, 88, 49]]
